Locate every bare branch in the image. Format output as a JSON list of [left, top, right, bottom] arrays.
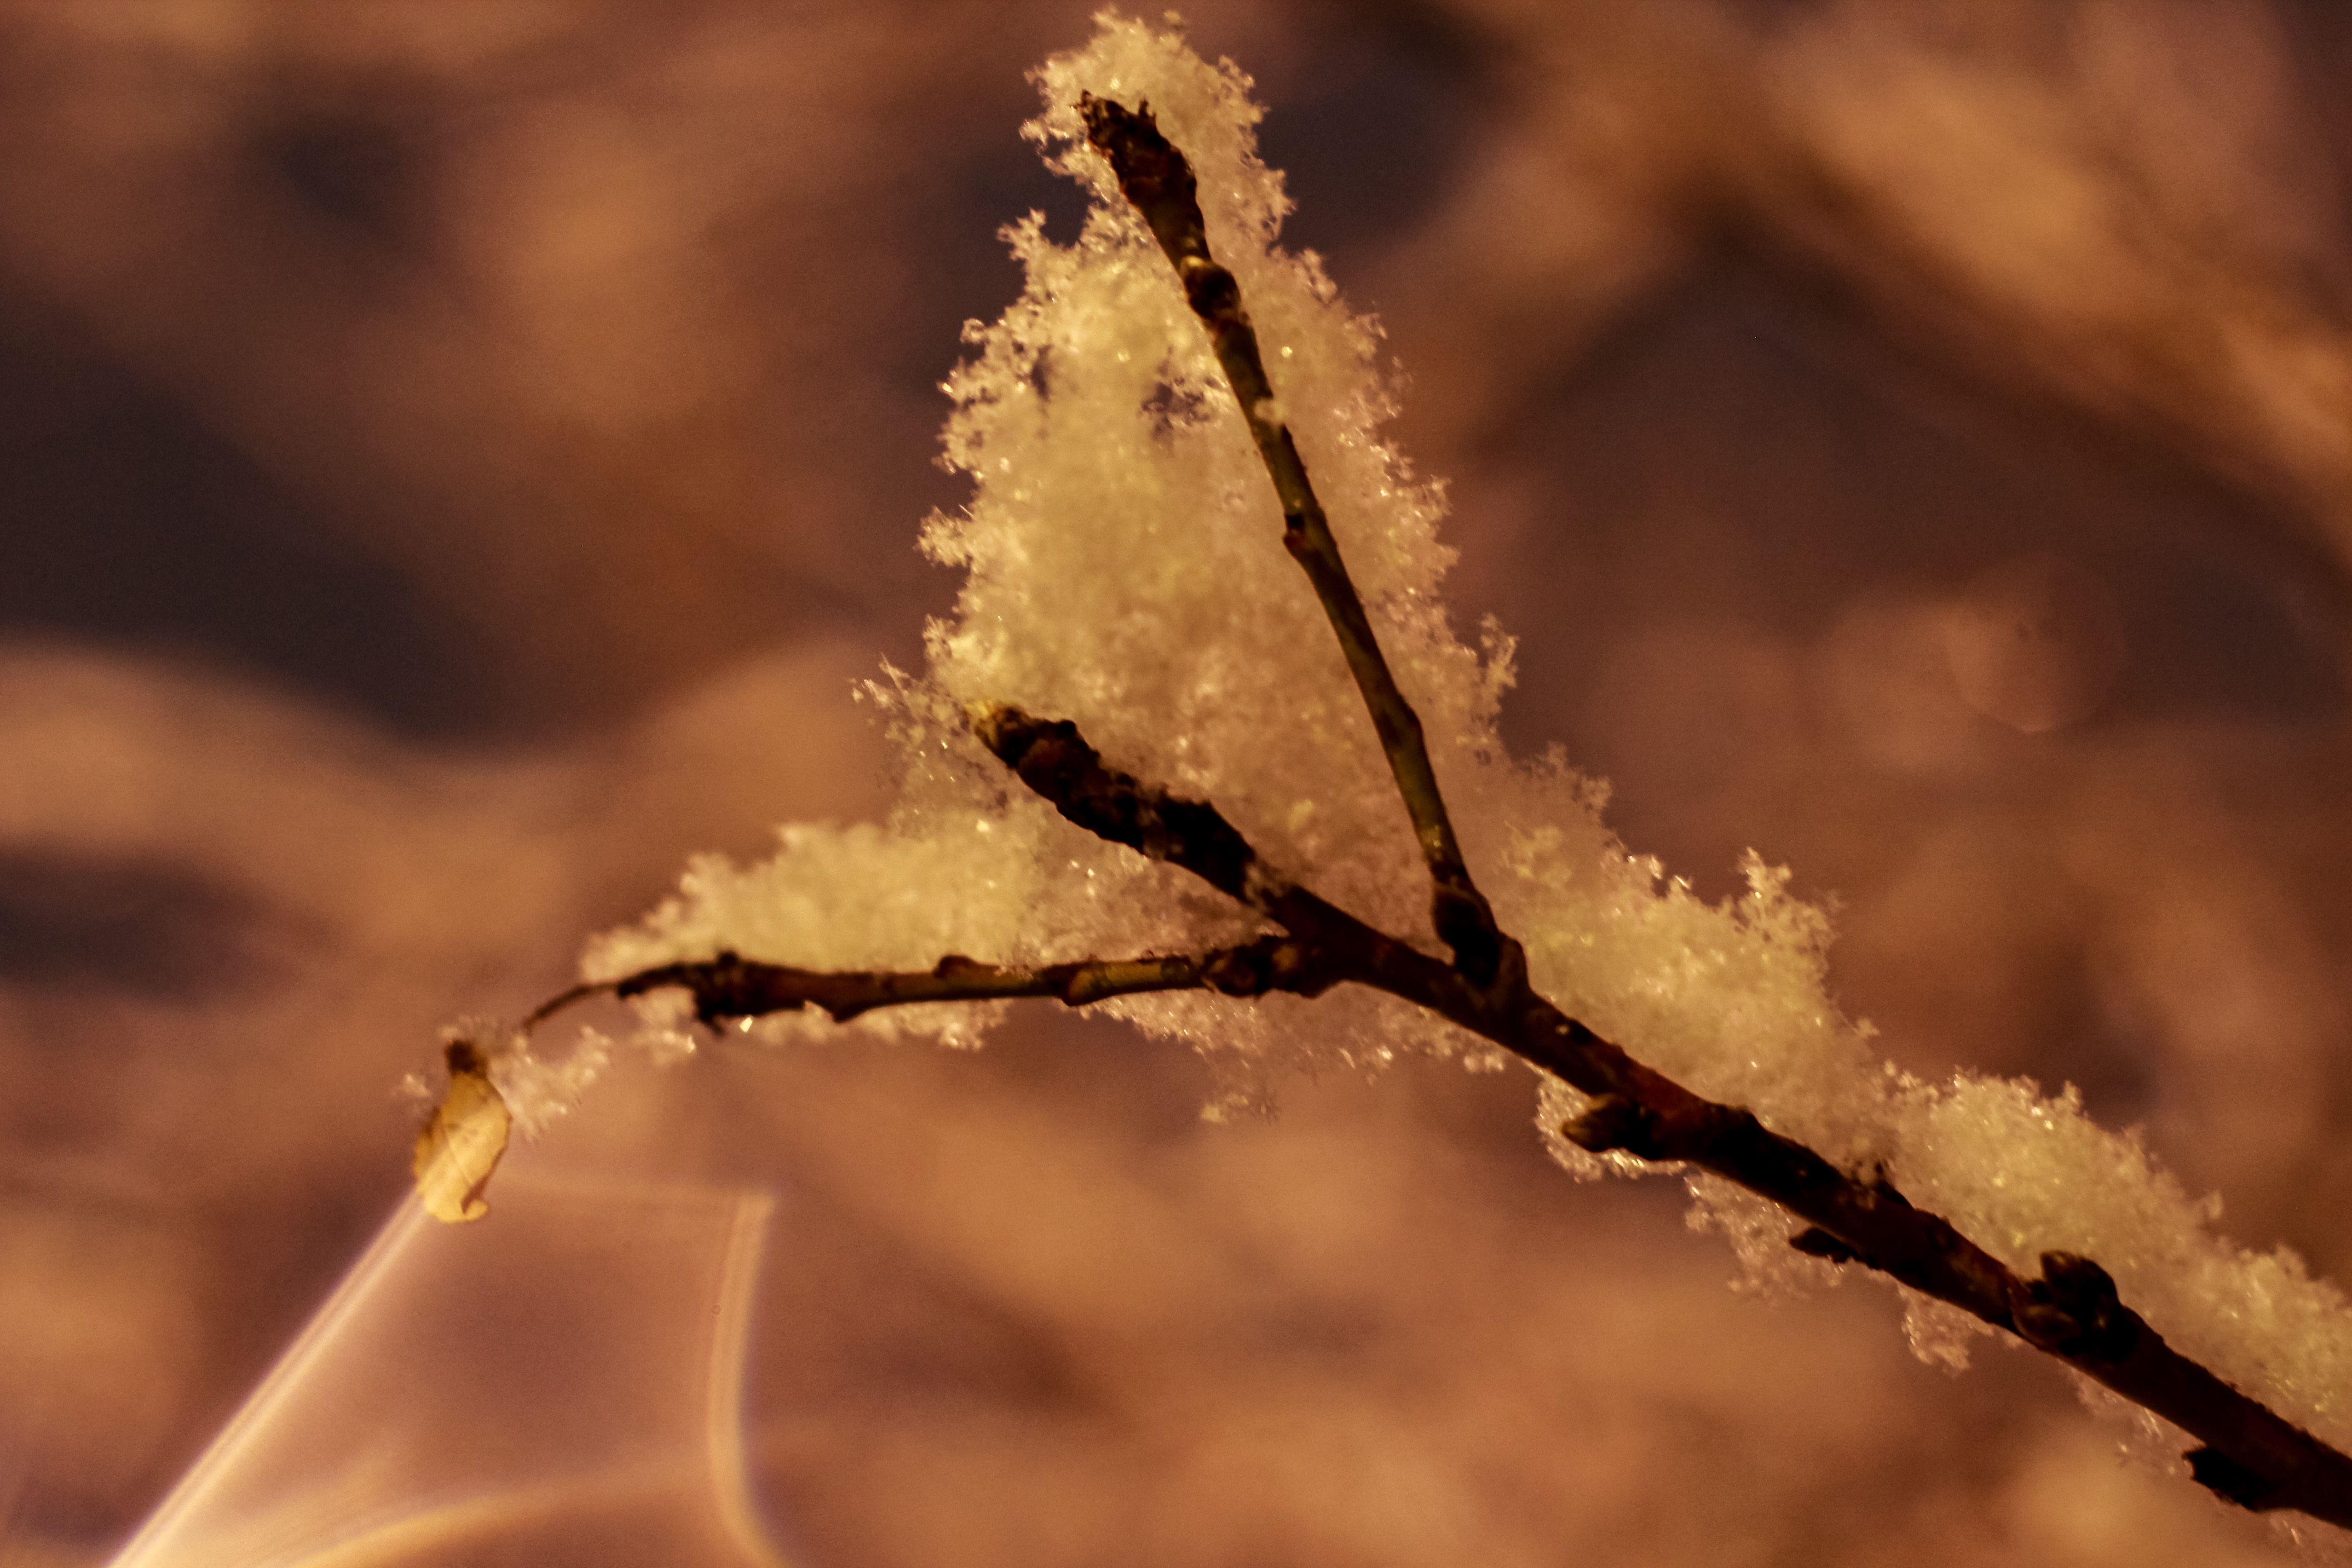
[[1078, 93, 1502, 983], [966, 699, 2352, 1529], [526, 935, 1344, 1035], [967, 699, 1449, 990]]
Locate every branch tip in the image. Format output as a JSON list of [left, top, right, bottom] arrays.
[[1079, 93, 1203, 269], [965, 703, 1271, 907]]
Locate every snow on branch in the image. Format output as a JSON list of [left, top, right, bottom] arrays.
[[1073, 91, 1502, 984], [513, 683, 2352, 1523], [421, 14, 2352, 1541]]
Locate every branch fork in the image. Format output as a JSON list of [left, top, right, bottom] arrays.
[[461, 95, 2352, 1530]]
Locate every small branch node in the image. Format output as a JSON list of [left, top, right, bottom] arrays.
[[966, 701, 1269, 906], [1213, 935, 1338, 999], [1788, 1226, 1861, 1264], [2186, 1446, 2277, 1511], [2010, 1252, 2141, 1363], [1559, 1094, 1660, 1159], [616, 949, 769, 1024], [1436, 886, 1504, 986]]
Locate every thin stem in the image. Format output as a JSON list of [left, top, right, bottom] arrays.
[[518, 934, 1339, 1036], [1078, 93, 1501, 983], [966, 700, 1437, 987]]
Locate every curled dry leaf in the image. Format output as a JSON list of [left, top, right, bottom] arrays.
[[411, 1039, 511, 1224]]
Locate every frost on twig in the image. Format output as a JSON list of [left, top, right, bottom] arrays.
[[542, 936, 1341, 1031], [421, 15, 2352, 1538], [1074, 90, 1501, 984]]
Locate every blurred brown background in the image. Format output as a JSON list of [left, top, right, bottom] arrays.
[[5, 0, 2352, 1563]]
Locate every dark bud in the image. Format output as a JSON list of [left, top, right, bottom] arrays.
[[1433, 884, 1504, 987], [1077, 93, 1205, 265], [1789, 1227, 1860, 1264], [2013, 1251, 2140, 1363], [1201, 942, 1274, 997], [1202, 938, 1330, 999], [688, 949, 758, 1026], [1559, 1094, 1660, 1159], [963, 701, 1258, 899], [1180, 258, 1240, 319], [965, 700, 1049, 769], [2185, 1446, 2275, 1510]]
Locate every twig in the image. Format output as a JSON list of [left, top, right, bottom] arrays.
[[474, 97, 2352, 1535], [527, 935, 1343, 1033], [1078, 92, 1501, 983]]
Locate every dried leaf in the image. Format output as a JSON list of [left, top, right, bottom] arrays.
[[412, 1040, 511, 1223]]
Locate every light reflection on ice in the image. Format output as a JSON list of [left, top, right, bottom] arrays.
[[111, 1170, 790, 1568]]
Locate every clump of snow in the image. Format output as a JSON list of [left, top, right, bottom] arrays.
[[580, 11, 2352, 1456]]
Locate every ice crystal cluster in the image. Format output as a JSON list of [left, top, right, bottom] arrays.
[[555, 14, 2352, 1455]]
